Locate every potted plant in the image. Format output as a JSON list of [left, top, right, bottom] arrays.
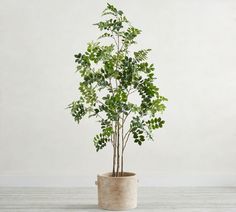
[[68, 3, 167, 211]]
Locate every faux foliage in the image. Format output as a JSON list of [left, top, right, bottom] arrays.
[[68, 3, 167, 177]]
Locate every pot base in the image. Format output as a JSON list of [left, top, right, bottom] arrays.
[[96, 172, 137, 211]]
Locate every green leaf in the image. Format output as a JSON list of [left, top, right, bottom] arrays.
[[134, 49, 151, 62]]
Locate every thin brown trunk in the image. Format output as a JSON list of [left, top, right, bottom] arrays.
[[115, 35, 121, 177], [121, 114, 124, 176], [116, 119, 120, 177], [112, 122, 117, 177], [112, 144, 116, 177], [121, 150, 124, 176]]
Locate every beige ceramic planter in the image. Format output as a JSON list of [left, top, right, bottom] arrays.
[[96, 172, 138, 211]]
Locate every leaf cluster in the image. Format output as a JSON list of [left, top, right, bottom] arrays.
[[68, 3, 167, 151]]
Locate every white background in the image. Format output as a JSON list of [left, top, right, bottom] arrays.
[[0, 0, 236, 186]]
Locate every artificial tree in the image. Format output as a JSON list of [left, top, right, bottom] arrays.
[[68, 3, 167, 177]]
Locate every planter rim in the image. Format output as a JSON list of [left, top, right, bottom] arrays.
[[98, 172, 136, 178]]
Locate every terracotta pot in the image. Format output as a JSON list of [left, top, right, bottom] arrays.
[[96, 172, 138, 211]]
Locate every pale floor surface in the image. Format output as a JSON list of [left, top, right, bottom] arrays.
[[0, 187, 236, 212]]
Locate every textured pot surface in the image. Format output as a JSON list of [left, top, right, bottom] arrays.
[[96, 172, 137, 211]]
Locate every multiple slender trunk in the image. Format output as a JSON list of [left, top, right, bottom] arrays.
[[111, 34, 128, 177], [112, 118, 126, 177]]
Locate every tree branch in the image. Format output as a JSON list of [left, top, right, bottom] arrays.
[[123, 130, 132, 151]]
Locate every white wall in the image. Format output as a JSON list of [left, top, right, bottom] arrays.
[[0, 0, 236, 187]]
